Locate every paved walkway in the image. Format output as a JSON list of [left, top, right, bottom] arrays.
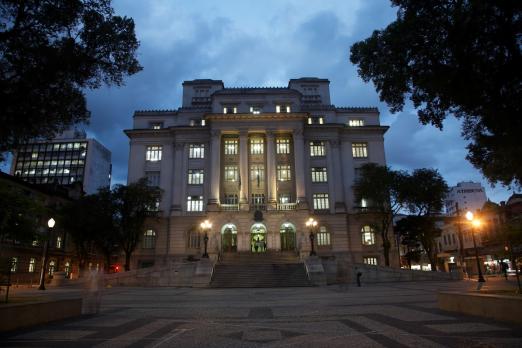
[[1, 279, 521, 347]]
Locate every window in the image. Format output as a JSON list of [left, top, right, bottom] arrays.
[[64, 262, 71, 277], [250, 106, 262, 114], [348, 119, 364, 127], [277, 165, 291, 181], [187, 196, 204, 212], [250, 138, 264, 154], [143, 229, 156, 249], [188, 230, 201, 249], [276, 138, 291, 154], [363, 257, 378, 265], [224, 166, 238, 182], [354, 167, 363, 181], [317, 226, 331, 246], [146, 171, 160, 187], [313, 193, 329, 210], [250, 165, 264, 186], [48, 260, 55, 276], [188, 169, 204, 185], [308, 116, 324, 124], [189, 144, 205, 158], [310, 141, 325, 157], [28, 258, 36, 272], [352, 142, 368, 158], [276, 105, 291, 113], [223, 106, 237, 114], [56, 236, 62, 249], [224, 194, 238, 204], [361, 198, 368, 208], [190, 119, 205, 127], [361, 225, 375, 245], [150, 122, 163, 129], [311, 167, 327, 182], [278, 193, 291, 204], [10, 257, 17, 272], [251, 194, 265, 207], [146, 145, 162, 162], [224, 139, 238, 155]]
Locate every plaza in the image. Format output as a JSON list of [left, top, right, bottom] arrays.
[[1, 279, 521, 347]]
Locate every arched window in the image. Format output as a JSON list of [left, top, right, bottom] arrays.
[[361, 225, 375, 245], [187, 228, 201, 249], [317, 226, 331, 246], [143, 229, 156, 249]]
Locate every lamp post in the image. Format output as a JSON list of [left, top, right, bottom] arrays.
[[465, 211, 486, 284], [200, 220, 211, 258], [306, 217, 317, 256], [38, 218, 55, 290]]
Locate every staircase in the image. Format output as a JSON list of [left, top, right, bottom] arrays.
[[210, 252, 312, 288]]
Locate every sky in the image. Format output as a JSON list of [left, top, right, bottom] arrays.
[[1, 0, 516, 203]]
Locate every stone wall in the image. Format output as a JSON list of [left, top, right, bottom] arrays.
[[104, 261, 199, 287]]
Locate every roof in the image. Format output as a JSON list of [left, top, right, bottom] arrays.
[[214, 87, 300, 96], [289, 77, 330, 84], [182, 79, 224, 86]]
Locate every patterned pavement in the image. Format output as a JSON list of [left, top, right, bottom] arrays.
[[1, 280, 521, 347]]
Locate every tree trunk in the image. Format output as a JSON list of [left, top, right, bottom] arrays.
[[382, 237, 390, 266], [124, 251, 131, 271]]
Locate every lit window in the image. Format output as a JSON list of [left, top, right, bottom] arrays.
[[10, 257, 18, 272], [250, 106, 262, 114], [187, 196, 204, 212], [56, 236, 62, 249], [311, 167, 328, 182], [363, 257, 378, 265], [224, 139, 239, 155], [143, 229, 156, 249], [150, 122, 163, 129], [276, 105, 291, 113], [250, 165, 265, 186], [276, 138, 291, 154], [31, 152, 38, 159], [146, 145, 162, 162], [348, 119, 364, 127], [223, 106, 238, 114], [224, 194, 238, 204], [146, 171, 161, 187], [361, 198, 368, 208], [313, 193, 329, 210], [188, 169, 204, 185], [308, 116, 324, 124], [251, 193, 265, 208], [201, 119, 206, 126], [48, 260, 55, 276], [189, 144, 205, 159], [277, 165, 292, 181], [224, 166, 238, 182], [250, 138, 264, 154], [361, 225, 375, 245], [278, 193, 291, 204], [64, 262, 71, 276], [317, 226, 331, 246], [28, 258, 36, 272], [310, 141, 325, 157], [352, 143, 368, 158]]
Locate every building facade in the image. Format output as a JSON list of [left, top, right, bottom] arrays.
[[444, 181, 487, 216], [11, 128, 112, 195], [125, 78, 395, 269]]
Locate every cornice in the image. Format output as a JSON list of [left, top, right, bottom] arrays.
[[205, 112, 309, 121]]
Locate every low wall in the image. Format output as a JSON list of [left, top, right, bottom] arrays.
[[104, 261, 199, 287], [323, 259, 462, 284], [0, 298, 82, 332], [438, 291, 522, 325]]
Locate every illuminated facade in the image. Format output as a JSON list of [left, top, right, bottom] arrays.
[[125, 78, 395, 269]]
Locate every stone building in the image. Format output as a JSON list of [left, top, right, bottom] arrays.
[[125, 77, 396, 269]]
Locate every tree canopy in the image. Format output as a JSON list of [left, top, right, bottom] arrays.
[[0, 0, 142, 157], [350, 0, 522, 187]]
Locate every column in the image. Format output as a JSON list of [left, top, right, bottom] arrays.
[[266, 131, 277, 208], [239, 130, 249, 210], [293, 129, 307, 208], [208, 130, 221, 209]]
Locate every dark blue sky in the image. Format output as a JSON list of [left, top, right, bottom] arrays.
[[2, 0, 515, 203]]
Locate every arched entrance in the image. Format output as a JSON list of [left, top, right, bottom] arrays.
[[250, 223, 267, 253], [221, 223, 237, 252], [280, 222, 296, 251]]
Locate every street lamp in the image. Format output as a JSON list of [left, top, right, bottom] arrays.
[[200, 220, 212, 258], [305, 217, 318, 256], [465, 211, 486, 284], [38, 218, 55, 290]]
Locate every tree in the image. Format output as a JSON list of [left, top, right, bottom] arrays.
[[405, 168, 448, 216], [0, 0, 142, 158], [353, 163, 409, 266], [113, 179, 161, 271], [350, 1, 522, 187]]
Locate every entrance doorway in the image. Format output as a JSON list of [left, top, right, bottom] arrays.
[[250, 223, 267, 253], [280, 222, 296, 251], [221, 223, 237, 252]]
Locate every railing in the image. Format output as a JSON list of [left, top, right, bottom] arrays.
[[277, 203, 298, 211], [220, 204, 240, 211]]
